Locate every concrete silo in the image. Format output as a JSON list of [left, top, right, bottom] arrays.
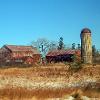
[[80, 28, 92, 64]]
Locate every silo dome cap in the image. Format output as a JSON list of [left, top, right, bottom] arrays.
[[81, 28, 91, 33]]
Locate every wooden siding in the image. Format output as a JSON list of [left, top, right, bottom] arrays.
[[0, 45, 41, 65], [46, 50, 81, 63]]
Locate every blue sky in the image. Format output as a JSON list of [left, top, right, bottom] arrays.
[[0, 0, 100, 49]]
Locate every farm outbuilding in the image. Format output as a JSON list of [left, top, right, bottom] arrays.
[[0, 45, 41, 65], [46, 49, 81, 63]]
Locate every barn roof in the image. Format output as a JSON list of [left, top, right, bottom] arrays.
[[3, 45, 40, 54], [46, 49, 80, 57]]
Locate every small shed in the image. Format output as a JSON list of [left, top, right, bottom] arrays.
[[46, 49, 81, 63]]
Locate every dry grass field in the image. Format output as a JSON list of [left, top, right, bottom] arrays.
[[0, 63, 100, 100]]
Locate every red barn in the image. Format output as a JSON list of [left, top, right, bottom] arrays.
[[46, 49, 81, 63], [0, 45, 41, 65]]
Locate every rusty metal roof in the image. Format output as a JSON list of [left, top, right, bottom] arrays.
[[81, 28, 91, 33], [4, 45, 40, 54], [46, 49, 80, 57]]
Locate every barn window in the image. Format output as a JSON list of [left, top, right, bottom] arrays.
[[15, 60, 23, 62]]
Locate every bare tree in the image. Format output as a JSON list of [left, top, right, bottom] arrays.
[[31, 38, 50, 57], [49, 41, 58, 51]]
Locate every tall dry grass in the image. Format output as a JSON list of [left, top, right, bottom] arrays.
[[0, 87, 76, 100], [0, 87, 100, 100], [0, 64, 99, 100]]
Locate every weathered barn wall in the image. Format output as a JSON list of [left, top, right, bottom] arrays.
[[46, 50, 81, 63], [0, 45, 41, 66]]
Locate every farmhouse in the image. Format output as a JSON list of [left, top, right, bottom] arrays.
[[0, 45, 41, 65], [46, 49, 81, 63]]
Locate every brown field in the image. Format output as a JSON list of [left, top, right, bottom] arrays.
[[0, 63, 100, 100]]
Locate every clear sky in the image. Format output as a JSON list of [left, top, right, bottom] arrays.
[[0, 0, 100, 49]]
